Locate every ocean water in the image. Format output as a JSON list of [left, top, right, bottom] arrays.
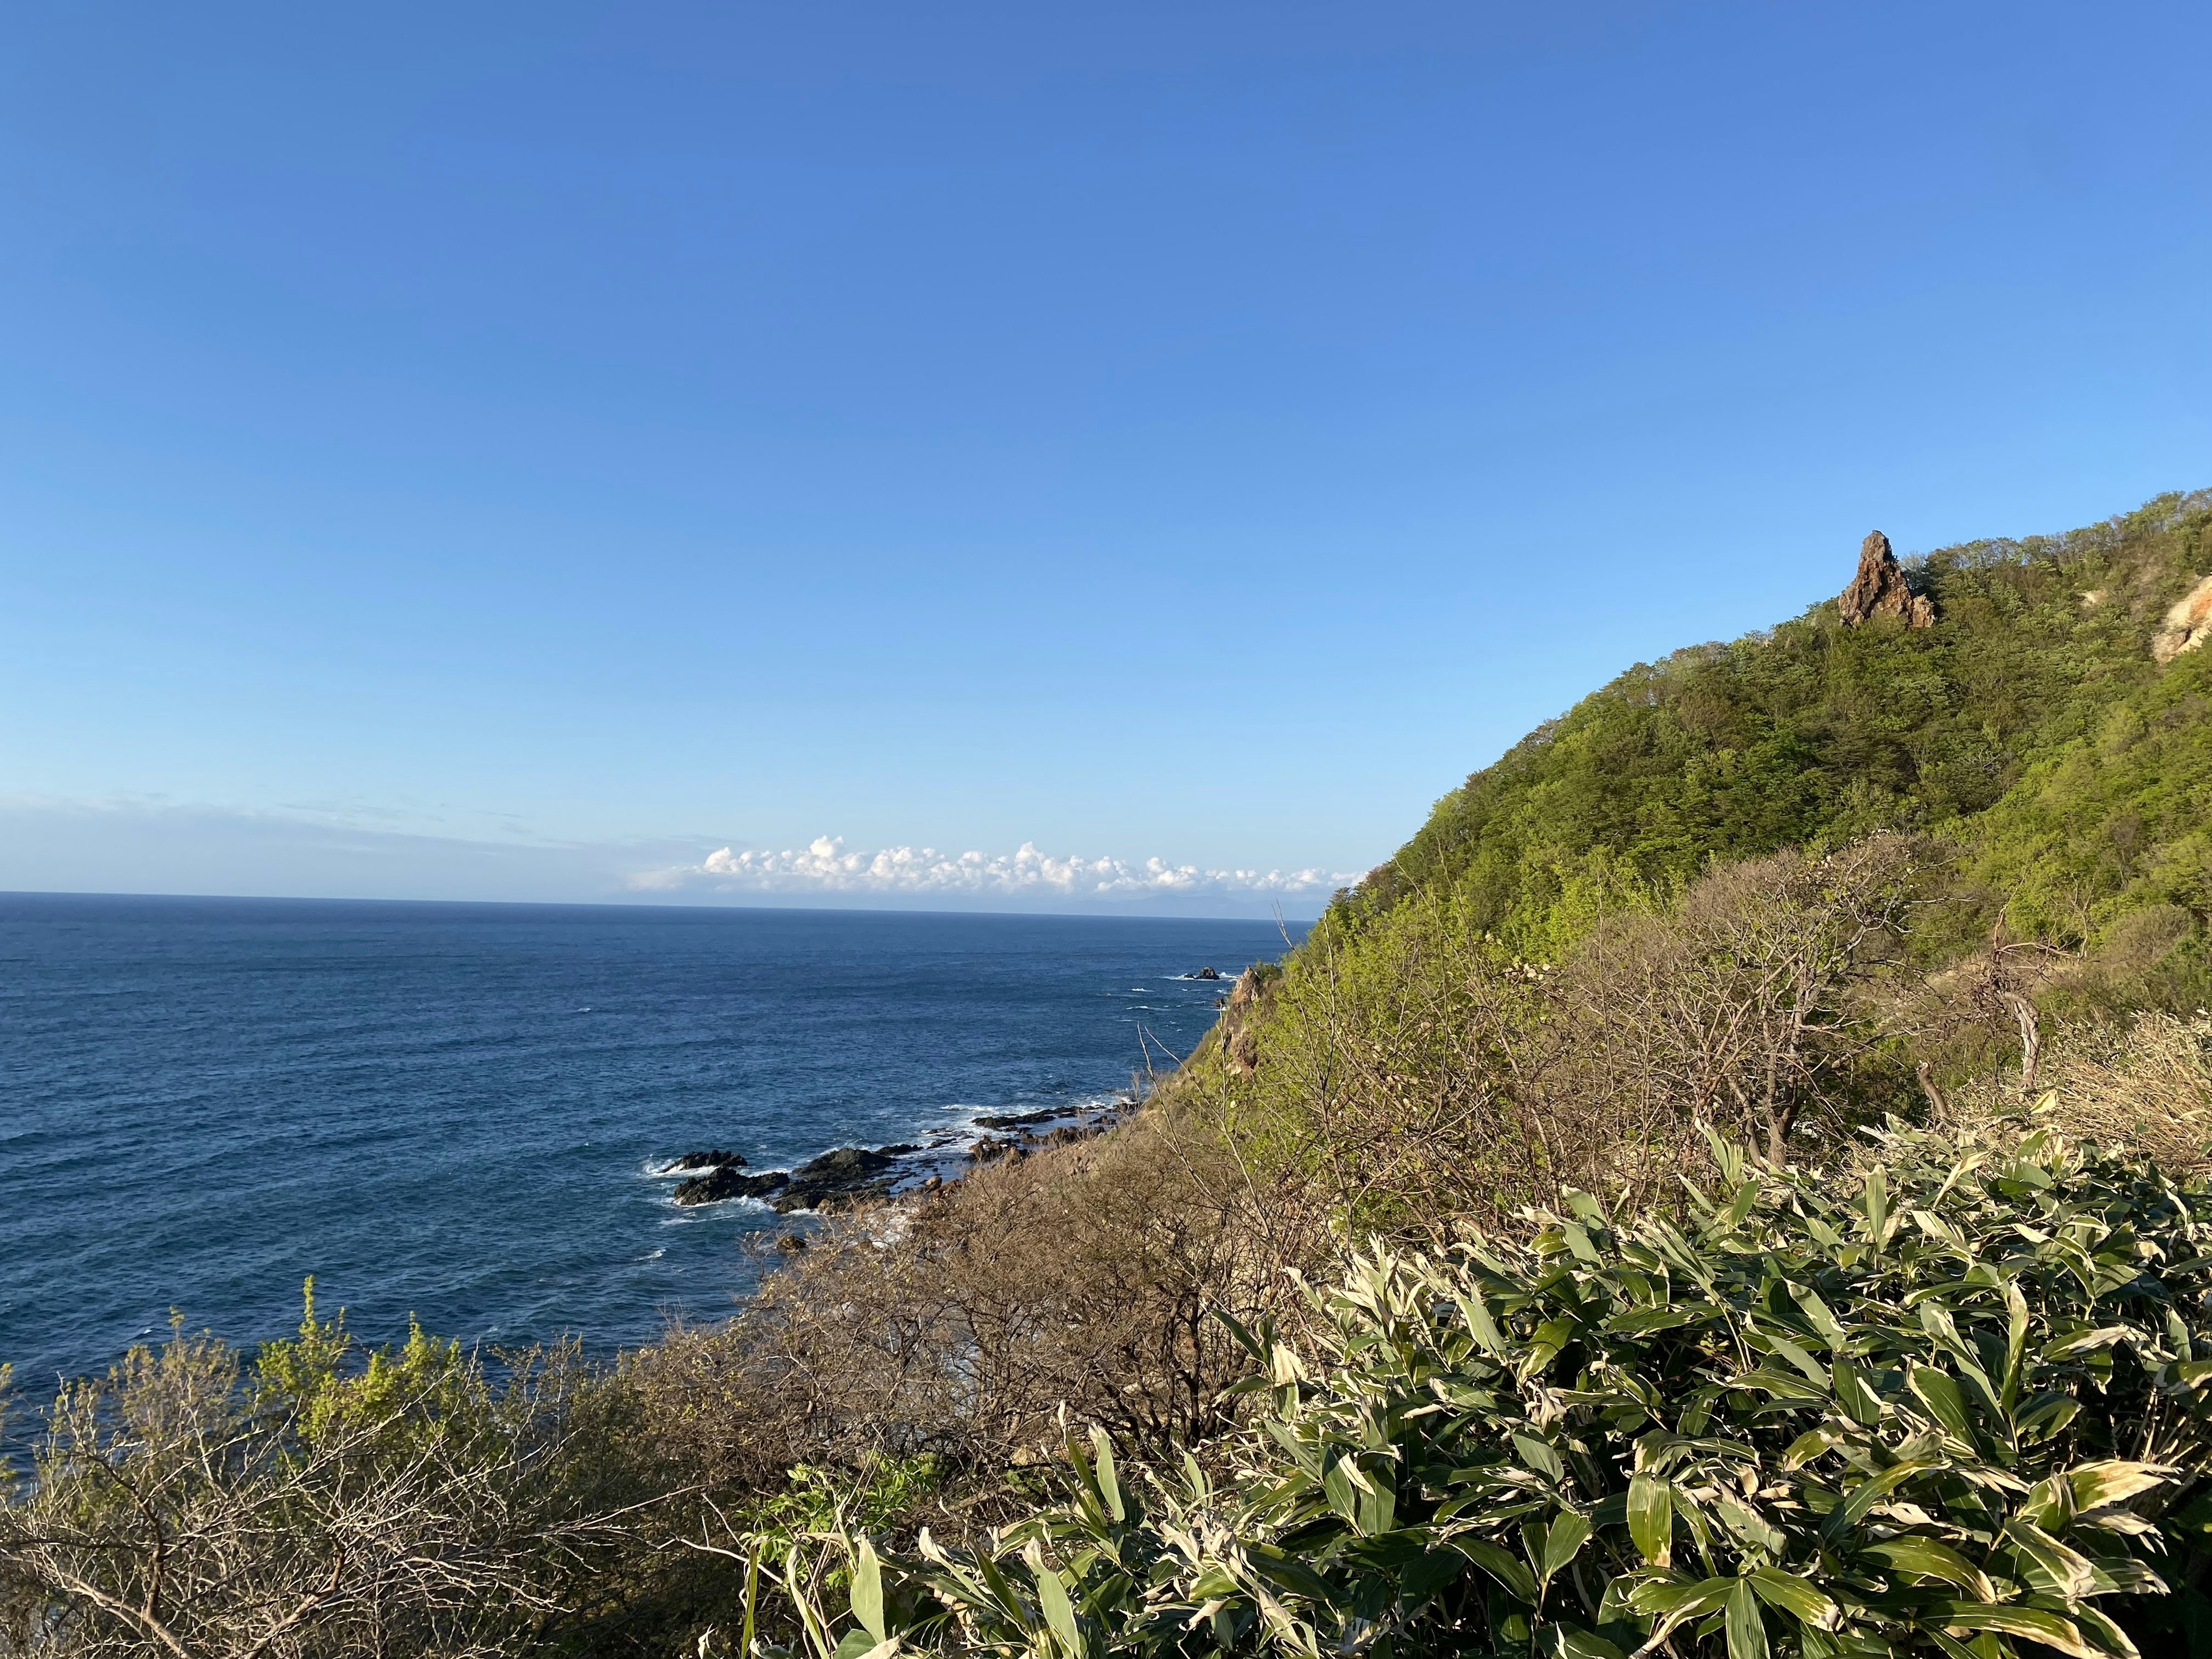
[[0, 893, 1296, 1391]]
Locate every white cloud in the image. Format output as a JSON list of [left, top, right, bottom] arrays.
[[0, 797, 1359, 916], [635, 835, 1356, 903]]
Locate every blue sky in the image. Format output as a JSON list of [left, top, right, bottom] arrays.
[[1, 3, 2207, 915]]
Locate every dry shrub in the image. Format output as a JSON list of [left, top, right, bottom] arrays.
[[1216, 889, 1654, 1236], [1223, 835, 1925, 1239], [0, 1320, 667, 1659], [2036, 1010, 2212, 1171], [622, 1106, 1298, 1539], [1566, 835, 1921, 1162]]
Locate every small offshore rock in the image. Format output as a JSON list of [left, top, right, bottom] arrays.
[[1191, 965, 1222, 980], [662, 1149, 745, 1175], [1838, 530, 1934, 628]]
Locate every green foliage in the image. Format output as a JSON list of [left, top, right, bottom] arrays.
[[768, 1122, 2212, 1657], [1349, 491, 2212, 985], [752, 1457, 946, 1581], [255, 1275, 486, 1452]]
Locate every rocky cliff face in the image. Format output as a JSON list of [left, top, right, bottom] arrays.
[[1222, 965, 1264, 1075], [1838, 531, 1935, 628], [2153, 574, 2212, 663]]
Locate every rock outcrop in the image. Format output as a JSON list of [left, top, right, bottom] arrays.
[[661, 1149, 744, 1174], [1223, 965, 1264, 1075], [770, 1144, 912, 1213], [665, 1101, 1134, 1215], [2153, 574, 2212, 663], [671, 1165, 787, 1205], [1838, 531, 1934, 628]]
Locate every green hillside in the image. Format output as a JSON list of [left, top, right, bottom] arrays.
[[1344, 488, 2212, 990]]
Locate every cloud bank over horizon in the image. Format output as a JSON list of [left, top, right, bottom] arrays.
[[635, 835, 1357, 906], [0, 800, 1358, 916]]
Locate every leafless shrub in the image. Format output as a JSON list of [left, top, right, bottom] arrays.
[[1565, 835, 1922, 1162], [623, 1108, 1297, 1540], [0, 1321, 670, 1658], [1224, 836, 1927, 1245], [1933, 1010, 2212, 1172]]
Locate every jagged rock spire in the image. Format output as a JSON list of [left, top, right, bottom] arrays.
[[1838, 530, 1934, 628]]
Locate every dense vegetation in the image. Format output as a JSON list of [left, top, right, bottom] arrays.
[[9, 490, 2212, 1658], [1352, 490, 2212, 993], [777, 1122, 2212, 1659]]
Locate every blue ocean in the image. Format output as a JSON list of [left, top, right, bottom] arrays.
[[0, 893, 1296, 1392]]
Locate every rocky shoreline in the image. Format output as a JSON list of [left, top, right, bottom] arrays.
[[659, 1096, 1134, 1215]]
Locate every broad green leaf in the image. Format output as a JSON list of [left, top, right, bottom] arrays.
[[1790, 1286, 1846, 1342], [1357, 1465, 1397, 1537], [851, 1536, 887, 1644], [1764, 1331, 1829, 1385], [1782, 1425, 1841, 1469], [1536, 1622, 1628, 1659], [1747, 1565, 1842, 1632], [2017, 1392, 2082, 1443], [1823, 1460, 1936, 1540], [1859, 1536, 1995, 1600], [1908, 1365, 1977, 1445], [1518, 1318, 1578, 1381], [1714, 1491, 1787, 1556], [1322, 1457, 1359, 1525], [1724, 1578, 1770, 1659], [1543, 1509, 1592, 1582], [1513, 1433, 1566, 1482], [1627, 1472, 1673, 1567], [1459, 1290, 1506, 1355], [1607, 1306, 1711, 1336], [1832, 1359, 1881, 1427], [2065, 1459, 2176, 1513], [1929, 1602, 2101, 1659], [2002, 1278, 2029, 1407], [2045, 1325, 2135, 1358], [1032, 1558, 1085, 1659], [2003, 1518, 2097, 1599], [1453, 1535, 1539, 1604], [1090, 1426, 1126, 1522], [1863, 1164, 1890, 1248], [1629, 1575, 1740, 1649]]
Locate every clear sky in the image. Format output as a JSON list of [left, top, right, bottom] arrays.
[[2, 3, 2207, 915]]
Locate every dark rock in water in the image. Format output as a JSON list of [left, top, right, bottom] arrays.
[[769, 1145, 907, 1213], [1838, 531, 1934, 628], [1191, 965, 1222, 980], [672, 1166, 789, 1206], [972, 1107, 1063, 1131], [662, 1149, 745, 1175]]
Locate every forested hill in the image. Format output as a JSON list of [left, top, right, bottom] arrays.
[[1342, 488, 2212, 982]]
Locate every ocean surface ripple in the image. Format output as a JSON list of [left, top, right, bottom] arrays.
[[0, 893, 1294, 1388]]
